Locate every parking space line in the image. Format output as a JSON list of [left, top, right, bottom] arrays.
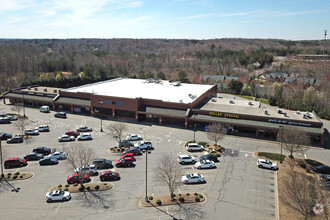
[[55, 203, 61, 213]]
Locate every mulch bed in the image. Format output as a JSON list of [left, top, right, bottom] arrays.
[[1, 172, 33, 181], [48, 182, 113, 193], [140, 193, 206, 207]]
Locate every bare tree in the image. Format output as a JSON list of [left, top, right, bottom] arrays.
[[108, 122, 127, 144], [206, 123, 226, 146], [10, 104, 22, 116], [64, 144, 95, 186], [278, 126, 310, 159], [154, 153, 183, 198], [282, 171, 318, 220], [13, 118, 30, 136]]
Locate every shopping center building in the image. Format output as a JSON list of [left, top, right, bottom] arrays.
[[3, 77, 324, 146]]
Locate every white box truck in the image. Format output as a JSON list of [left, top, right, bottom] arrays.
[[40, 106, 50, 113]]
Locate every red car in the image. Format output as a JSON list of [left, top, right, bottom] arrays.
[[4, 157, 27, 168], [65, 131, 80, 138], [115, 157, 134, 167], [99, 171, 120, 181], [67, 173, 90, 184], [120, 152, 135, 161]]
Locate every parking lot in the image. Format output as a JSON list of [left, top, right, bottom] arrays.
[[1, 103, 329, 219]]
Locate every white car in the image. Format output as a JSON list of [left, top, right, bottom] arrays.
[[45, 190, 71, 202], [126, 134, 143, 141], [48, 151, 66, 160], [195, 160, 216, 169], [35, 125, 50, 132], [178, 154, 196, 164], [181, 173, 205, 184], [76, 126, 93, 132], [134, 141, 152, 150], [24, 129, 39, 136], [74, 164, 98, 175], [77, 133, 93, 141], [58, 135, 75, 142], [257, 159, 278, 170], [186, 143, 204, 152]]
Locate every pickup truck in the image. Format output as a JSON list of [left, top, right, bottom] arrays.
[[134, 141, 153, 150]]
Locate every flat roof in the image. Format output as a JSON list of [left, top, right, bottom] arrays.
[[201, 97, 320, 123], [63, 78, 214, 104]]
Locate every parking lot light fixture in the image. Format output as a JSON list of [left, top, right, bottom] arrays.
[[279, 125, 284, 163], [98, 101, 104, 132], [143, 149, 151, 203]]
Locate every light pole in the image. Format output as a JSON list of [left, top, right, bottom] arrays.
[[98, 101, 103, 132], [192, 109, 198, 142], [143, 149, 151, 203], [0, 141, 4, 178], [279, 125, 284, 163], [22, 93, 26, 118]]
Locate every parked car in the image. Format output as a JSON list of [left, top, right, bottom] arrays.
[[39, 157, 58, 165], [100, 171, 120, 181], [126, 134, 142, 141], [115, 157, 134, 167], [76, 126, 93, 132], [0, 132, 12, 140], [58, 135, 75, 142], [24, 152, 44, 161], [74, 165, 98, 176], [178, 154, 196, 164], [203, 149, 221, 157], [181, 173, 205, 184], [320, 174, 330, 182], [65, 131, 80, 137], [4, 157, 27, 168], [67, 173, 90, 184], [195, 160, 216, 169], [226, 126, 233, 134], [118, 140, 134, 147], [54, 112, 67, 118], [77, 133, 92, 141], [48, 151, 66, 160], [33, 146, 51, 155], [0, 114, 17, 121], [24, 128, 39, 136], [200, 154, 219, 162], [6, 135, 23, 144], [45, 190, 71, 203], [257, 159, 278, 170], [313, 165, 330, 174], [0, 117, 11, 124], [35, 125, 50, 132], [92, 158, 112, 169], [120, 152, 135, 161], [134, 141, 153, 150], [123, 147, 142, 156], [186, 143, 204, 152]]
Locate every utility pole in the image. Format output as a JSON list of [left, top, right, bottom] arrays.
[[324, 30, 327, 55], [0, 141, 4, 178]]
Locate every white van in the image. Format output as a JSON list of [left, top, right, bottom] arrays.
[[40, 106, 50, 113]]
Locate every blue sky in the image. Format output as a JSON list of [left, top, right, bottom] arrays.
[[0, 0, 329, 40]]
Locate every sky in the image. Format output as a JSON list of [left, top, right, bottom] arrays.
[[0, 0, 329, 40]]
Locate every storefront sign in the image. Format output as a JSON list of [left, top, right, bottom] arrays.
[[268, 118, 312, 127], [209, 112, 240, 119]]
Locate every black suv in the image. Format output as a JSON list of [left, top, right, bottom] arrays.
[[6, 136, 23, 144], [0, 132, 12, 140], [54, 112, 67, 118], [33, 146, 51, 155], [93, 158, 112, 169], [123, 147, 142, 156]]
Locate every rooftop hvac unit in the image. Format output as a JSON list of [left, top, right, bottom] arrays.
[[44, 88, 47, 92], [229, 100, 234, 104], [34, 87, 38, 91], [211, 98, 216, 102], [53, 89, 57, 93], [306, 112, 311, 118], [248, 101, 252, 105], [296, 110, 301, 114], [277, 109, 283, 114], [303, 114, 307, 119], [283, 112, 287, 117], [265, 110, 268, 115], [27, 87, 31, 90]]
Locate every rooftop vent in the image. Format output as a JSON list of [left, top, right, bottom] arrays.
[[277, 109, 283, 114], [229, 100, 234, 104], [265, 110, 269, 115], [44, 88, 47, 92]]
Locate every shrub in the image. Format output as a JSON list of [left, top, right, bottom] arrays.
[[304, 159, 323, 167], [79, 186, 84, 192], [58, 184, 62, 188], [7, 173, 11, 175], [156, 199, 162, 205], [257, 152, 285, 161], [73, 183, 79, 187], [116, 149, 121, 152], [194, 192, 198, 196], [65, 184, 69, 187], [94, 185, 100, 190], [171, 198, 175, 202], [121, 148, 125, 152], [63, 187, 69, 191], [86, 186, 91, 191], [194, 196, 200, 202], [171, 193, 176, 198], [103, 183, 107, 185], [114, 146, 118, 149], [198, 142, 208, 147], [13, 175, 18, 179], [110, 148, 114, 151], [14, 172, 20, 175], [186, 193, 190, 196], [148, 196, 153, 200], [178, 197, 185, 203], [19, 175, 23, 178], [298, 160, 307, 169], [199, 194, 203, 199], [178, 193, 181, 196]]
